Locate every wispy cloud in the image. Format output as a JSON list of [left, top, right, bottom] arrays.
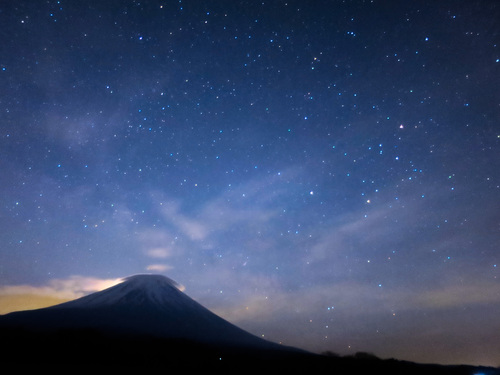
[[211, 277, 500, 328], [413, 282, 500, 310], [146, 264, 174, 272], [146, 247, 172, 259]]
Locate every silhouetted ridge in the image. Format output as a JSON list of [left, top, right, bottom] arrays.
[[50, 274, 185, 309], [1, 275, 498, 374], [0, 274, 293, 351]]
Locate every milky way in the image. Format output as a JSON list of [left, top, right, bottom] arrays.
[[0, 1, 499, 367]]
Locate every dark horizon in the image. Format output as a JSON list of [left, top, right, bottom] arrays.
[[0, 0, 499, 367]]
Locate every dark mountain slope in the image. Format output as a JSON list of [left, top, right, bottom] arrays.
[[0, 275, 498, 374], [0, 274, 286, 350]]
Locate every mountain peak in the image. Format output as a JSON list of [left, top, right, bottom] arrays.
[[2, 273, 287, 351], [50, 273, 185, 310], [122, 273, 184, 290], [0, 274, 309, 368]]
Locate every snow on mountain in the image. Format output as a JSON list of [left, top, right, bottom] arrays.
[[2, 275, 498, 374], [51, 274, 187, 309], [0, 274, 291, 352]]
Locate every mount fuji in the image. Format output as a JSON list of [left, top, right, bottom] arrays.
[[1, 274, 498, 374], [0, 274, 308, 368], [0, 274, 284, 348]]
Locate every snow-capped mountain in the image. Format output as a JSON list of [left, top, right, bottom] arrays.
[[0, 274, 290, 351], [1, 275, 498, 373]]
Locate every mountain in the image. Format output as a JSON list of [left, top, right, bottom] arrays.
[[1, 274, 498, 374], [0, 274, 285, 349], [0, 274, 306, 368]]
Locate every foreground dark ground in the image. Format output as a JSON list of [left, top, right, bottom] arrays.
[[2, 328, 498, 374]]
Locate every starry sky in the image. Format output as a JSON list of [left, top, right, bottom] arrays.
[[1, 0, 499, 367]]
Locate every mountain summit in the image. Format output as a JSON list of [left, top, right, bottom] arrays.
[[2, 275, 497, 374], [0, 274, 287, 351], [0, 274, 309, 368], [52, 274, 187, 309]]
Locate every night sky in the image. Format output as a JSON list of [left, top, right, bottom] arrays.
[[1, 0, 499, 367]]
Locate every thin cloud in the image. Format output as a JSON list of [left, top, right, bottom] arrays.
[[146, 264, 173, 272], [146, 247, 173, 259], [160, 200, 210, 241]]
